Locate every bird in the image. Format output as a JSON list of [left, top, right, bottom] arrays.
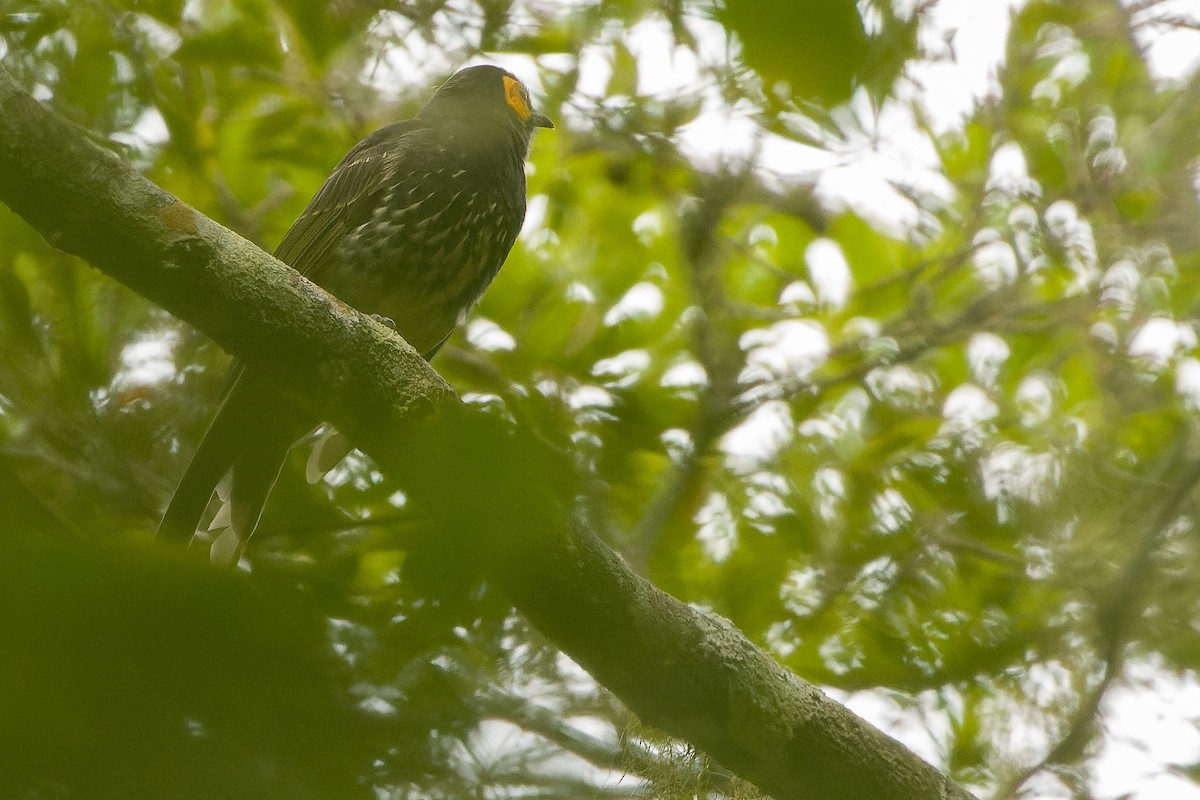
[[158, 65, 553, 562]]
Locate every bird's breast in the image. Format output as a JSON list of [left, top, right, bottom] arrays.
[[329, 155, 526, 355]]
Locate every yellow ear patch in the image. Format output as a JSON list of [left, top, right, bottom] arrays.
[[503, 75, 532, 122]]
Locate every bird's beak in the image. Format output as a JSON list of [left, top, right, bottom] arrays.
[[530, 111, 554, 129]]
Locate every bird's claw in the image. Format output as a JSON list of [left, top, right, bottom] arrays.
[[371, 314, 397, 329]]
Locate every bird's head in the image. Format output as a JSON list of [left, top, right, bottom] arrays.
[[420, 65, 554, 144]]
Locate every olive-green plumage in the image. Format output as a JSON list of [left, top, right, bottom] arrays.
[[159, 65, 552, 556]]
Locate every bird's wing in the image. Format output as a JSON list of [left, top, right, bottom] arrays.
[[273, 119, 428, 277]]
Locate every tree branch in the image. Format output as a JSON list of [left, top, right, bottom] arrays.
[[477, 684, 739, 793], [0, 67, 975, 800]]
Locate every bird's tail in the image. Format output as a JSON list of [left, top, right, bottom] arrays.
[[158, 369, 315, 562]]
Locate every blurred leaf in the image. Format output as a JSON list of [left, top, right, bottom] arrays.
[[720, 0, 868, 105]]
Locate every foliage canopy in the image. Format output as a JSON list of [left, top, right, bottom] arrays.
[[2, 0, 1200, 798]]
